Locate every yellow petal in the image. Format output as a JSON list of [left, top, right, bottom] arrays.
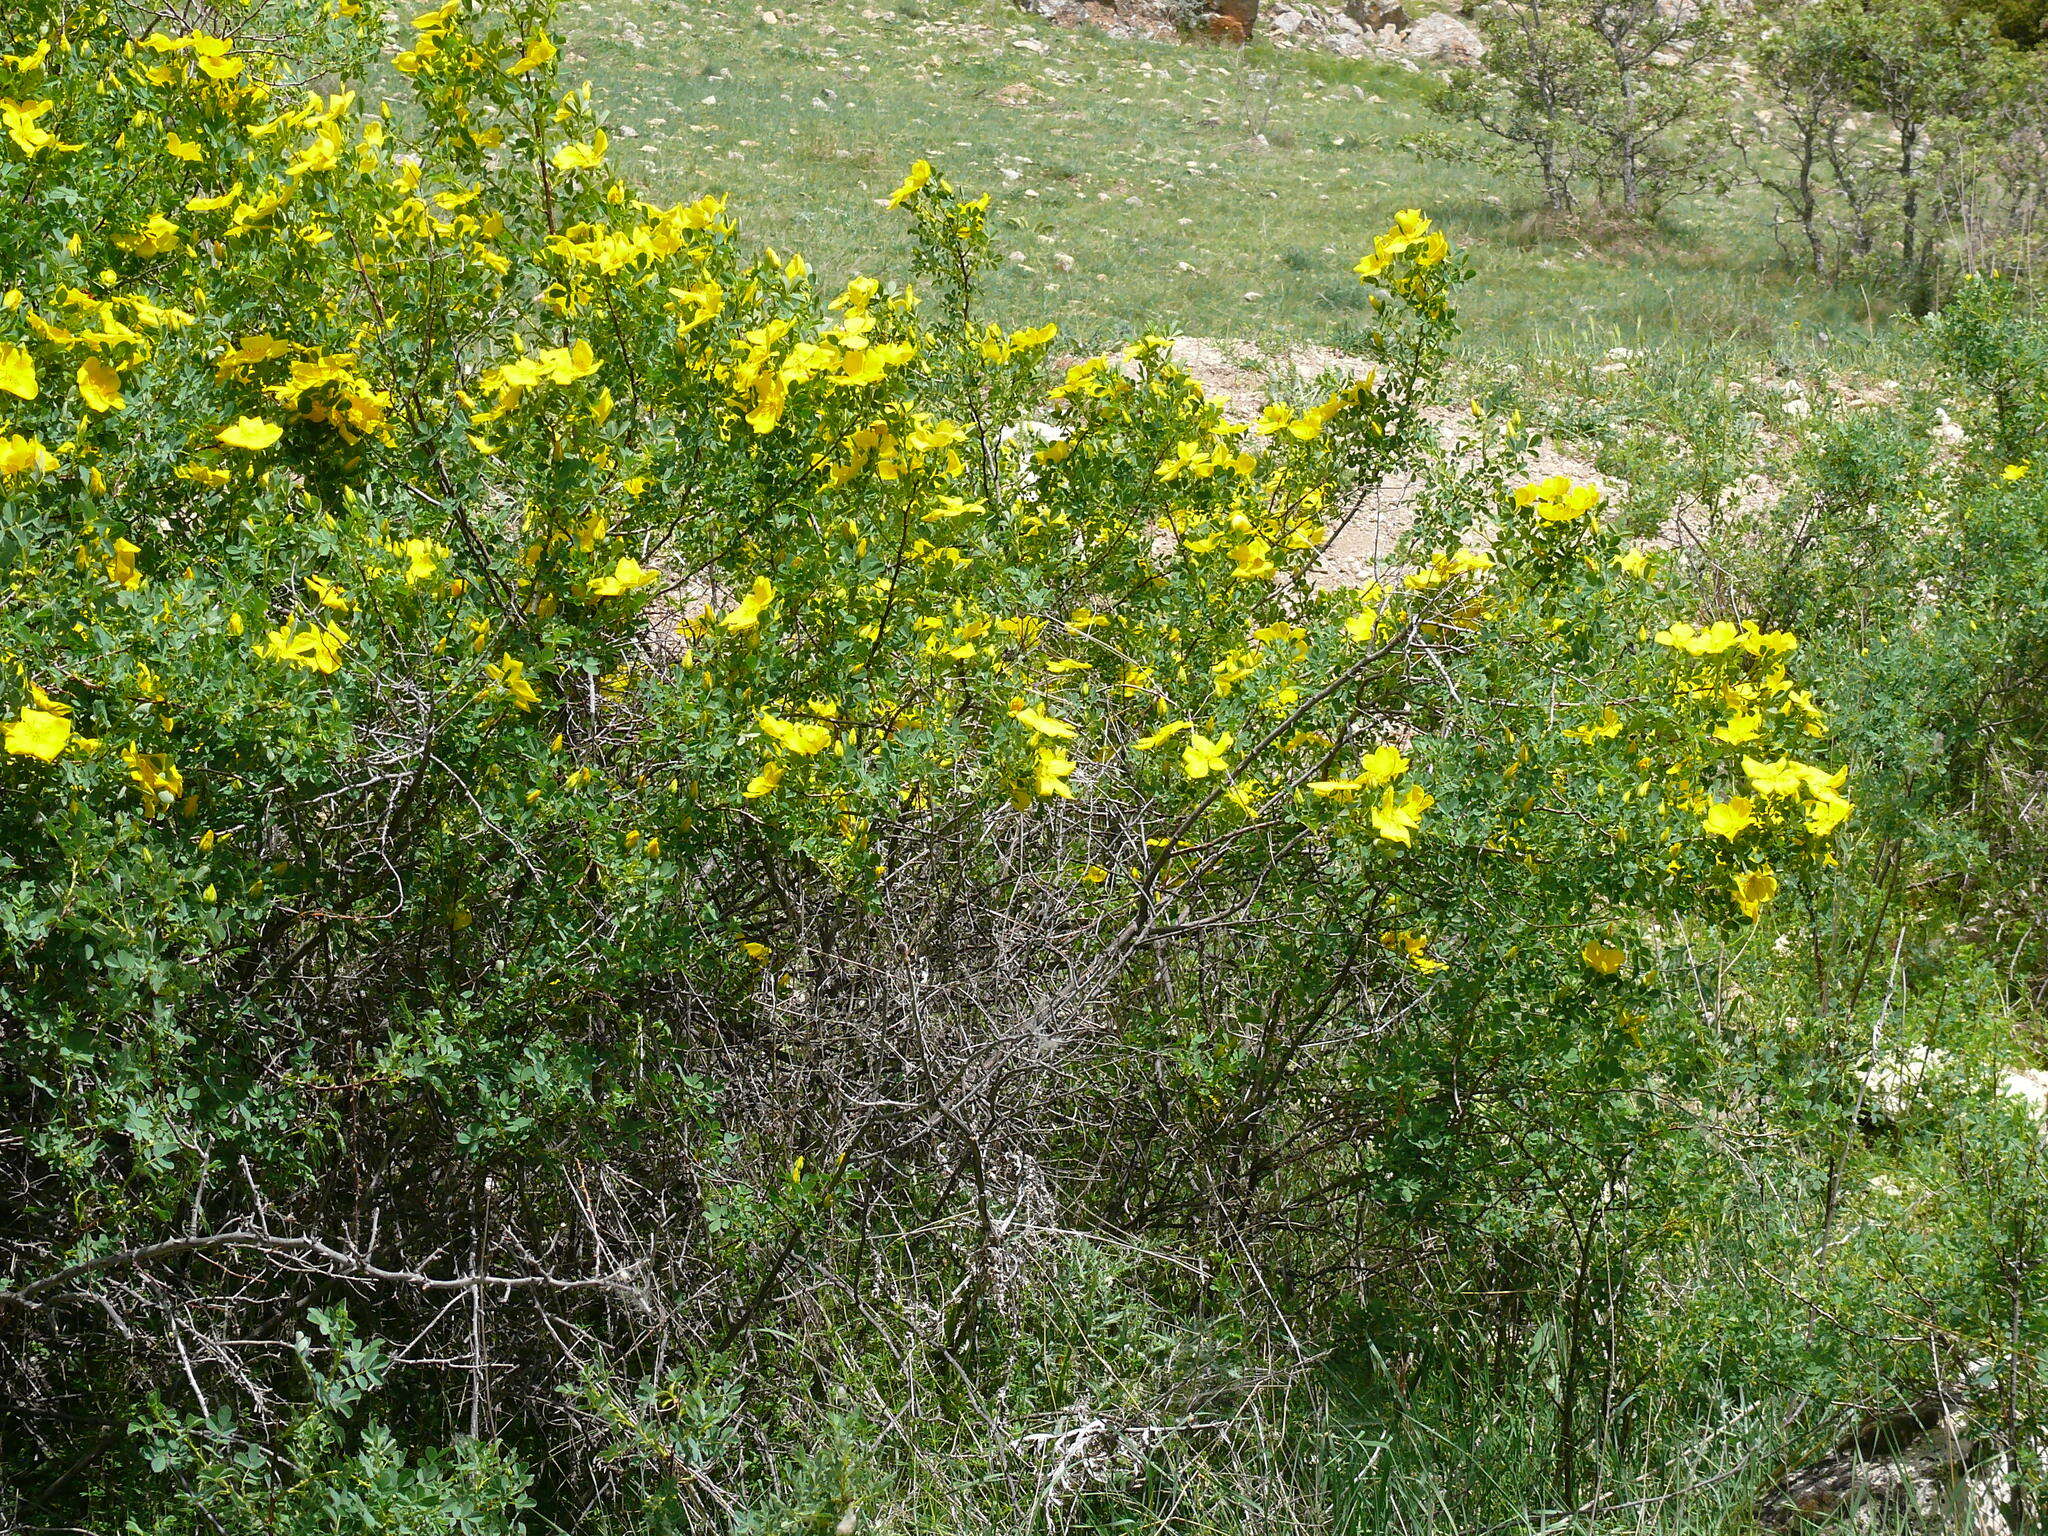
[[217, 415, 282, 450], [1581, 939, 1625, 975], [0, 342, 37, 401], [4, 708, 71, 761], [76, 357, 125, 413]]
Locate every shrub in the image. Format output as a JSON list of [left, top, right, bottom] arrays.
[[132, 1311, 534, 1536], [0, 0, 1862, 1524]]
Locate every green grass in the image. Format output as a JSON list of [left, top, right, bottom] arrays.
[[560, 0, 1895, 369]]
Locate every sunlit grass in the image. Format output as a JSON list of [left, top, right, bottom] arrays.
[[560, 0, 1896, 371]]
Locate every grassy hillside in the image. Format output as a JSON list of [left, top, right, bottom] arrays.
[[559, 0, 1885, 366]]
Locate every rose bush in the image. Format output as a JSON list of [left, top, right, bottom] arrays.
[[0, 0, 1855, 1524]]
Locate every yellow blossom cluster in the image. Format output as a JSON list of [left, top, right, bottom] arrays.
[[1353, 207, 1449, 280], [0, 0, 1852, 1015]]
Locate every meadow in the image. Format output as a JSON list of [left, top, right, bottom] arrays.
[[556, 0, 1884, 368]]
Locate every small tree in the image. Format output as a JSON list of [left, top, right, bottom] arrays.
[[1751, 0, 2021, 311], [1432, 0, 1612, 213], [1836, 0, 2009, 311], [1581, 0, 1730, 218], [1750, 2, 1892, 279], [1429, 0, 1731, 221], [1940, 46, 2048, 294]]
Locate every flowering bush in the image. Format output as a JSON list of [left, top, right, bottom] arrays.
[[0, 0, 1856, 1521]]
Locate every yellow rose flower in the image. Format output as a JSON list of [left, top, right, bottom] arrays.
[[0, 341, 37, 400], [76, 357, 123, 413], [758, 711, 831, 756], [1701, 796, 1755, 841], [1181, 730, 1232, 781], [589, 556, 659, 597], [217, 415, 282, 450], [1732, 867, 1780, 919], [1581, 939, 1626, 975], [4, 707, 71, 761], [720, 576, 775, 631]]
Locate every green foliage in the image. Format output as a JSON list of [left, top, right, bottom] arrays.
[[131, 1312, 534, 1536], [1959, 0, 2048, 47]]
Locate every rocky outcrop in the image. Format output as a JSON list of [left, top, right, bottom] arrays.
[[1206, 0, 1259, 43], [1241, 2, 1485, 64], [1858, 1046, 2048, 1128], [1346, 0, 1409, 29], [1397, 9, 1483, 63], [1010, 0, 1180, 42], [1761, 1399, 2028, 1536]]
